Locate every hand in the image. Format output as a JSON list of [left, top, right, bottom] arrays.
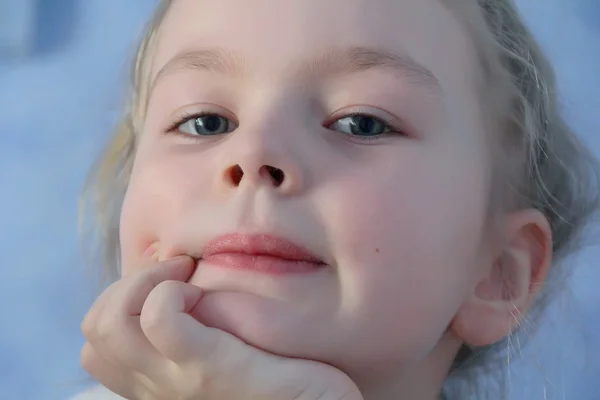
[[80, 255, 363, 400]]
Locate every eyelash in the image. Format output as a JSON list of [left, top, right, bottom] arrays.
[[164, 111, 220, 135], [324, 111, 405, 142], [164, 110, 407, 142]]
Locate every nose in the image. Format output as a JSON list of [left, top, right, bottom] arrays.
[[217, 145, 304, 195], [226, 163, 286, 188]]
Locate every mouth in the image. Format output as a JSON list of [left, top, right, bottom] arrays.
[[199, 232, 327, 275]]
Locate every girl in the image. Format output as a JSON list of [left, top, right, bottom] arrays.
[[75, 0, 600, 399]]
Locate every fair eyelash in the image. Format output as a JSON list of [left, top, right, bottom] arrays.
[[164, 110, 408, 143]]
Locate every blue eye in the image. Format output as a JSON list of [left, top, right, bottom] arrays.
[[177, 114, 237, 136], [329, 114, 394, 137]]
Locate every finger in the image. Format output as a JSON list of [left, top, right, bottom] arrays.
[[92, 312, 169, 376], [120, 255, 195, 317], [80, 341, 139, 400], [88, 257, 194, 372], [81, 281, 123, 340], [141, 284, 333, 399], [141, 280, 230, 362], [81, 244, 160, 339]]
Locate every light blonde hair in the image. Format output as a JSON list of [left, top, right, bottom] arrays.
[[80, 0, 600, 397]]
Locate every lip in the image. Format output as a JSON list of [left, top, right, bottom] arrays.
[[200, 233, 326, 275]]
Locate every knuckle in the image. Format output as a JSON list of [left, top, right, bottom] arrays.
[[80, 313, 95, 338], [153, 279, 179, 296], [139, 280, 177, 331], [94, 311, 122, 344], [139, 303, 165, 334], [79, 343, 99, 374], [81, 282, 121, 340], [155, 279, 181, 296], [139, 308, 162, 333]]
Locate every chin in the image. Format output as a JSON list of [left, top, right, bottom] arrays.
[[194, 289, 338, 360]]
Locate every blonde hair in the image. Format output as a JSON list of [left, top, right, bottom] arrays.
[[80, 0, 600, 397]]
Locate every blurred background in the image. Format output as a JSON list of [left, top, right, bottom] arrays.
[[0, 1, 598, 399]]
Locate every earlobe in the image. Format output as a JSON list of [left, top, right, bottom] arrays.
[[450, 209, 552, 347]]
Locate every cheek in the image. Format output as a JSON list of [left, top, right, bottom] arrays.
[[328, 162, 488, 268], [321, 155, 490, 352], [119, 144, 208, 271]]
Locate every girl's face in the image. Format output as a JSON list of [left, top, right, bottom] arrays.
[[121, 0, 493, 385]]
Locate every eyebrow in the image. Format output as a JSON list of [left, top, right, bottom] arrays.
[[151, 45, 443, 97]]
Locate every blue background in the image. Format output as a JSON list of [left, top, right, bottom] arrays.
[[0, 1, 598, 399]]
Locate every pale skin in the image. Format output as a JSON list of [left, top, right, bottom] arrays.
[[80, 0, 553, 399]]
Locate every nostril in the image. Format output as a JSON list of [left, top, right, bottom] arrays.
[[261, 165, 285, 187], [228, 164, 244, 186]]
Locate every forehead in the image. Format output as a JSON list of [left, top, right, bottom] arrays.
[[152, 0, 479, 101]]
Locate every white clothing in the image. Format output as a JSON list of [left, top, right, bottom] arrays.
[[70, 385, 125, 400]]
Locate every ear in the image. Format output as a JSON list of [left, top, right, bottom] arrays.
[[450, 209, 552, 346]]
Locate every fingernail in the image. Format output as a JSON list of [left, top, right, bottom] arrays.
[[143, 243, 159, 261], [164, 255, 192, 265]]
